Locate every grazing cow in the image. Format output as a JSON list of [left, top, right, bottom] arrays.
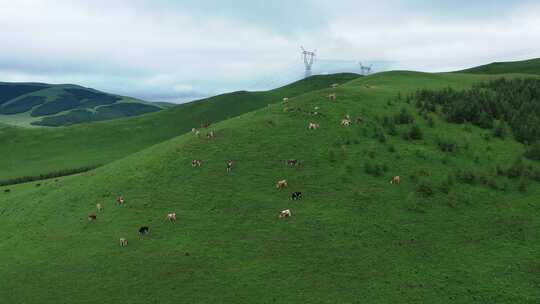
[[356, 117, 364, 124], [328, 93, 336, 101], [4, 189, 10, 193], [167, 213, 177, 222], [226, 160, 234, 173], [96, 203, 103, 212], [139, 226, 149, 235], [192, 159, 202, 167], [279, 209, 292, 219], [276, 180, 288, 189], [341, 119, 352, 126], [119, 238, 128, 247], [207, 131, 215, 139], [287, 159, 299, 167], [282, 97, 289, 103], [390, 176, 401, 185], [331, 83, 339, 88], [116, 196, 125, 205], [88, 214, 97, 222], [308, 122, 319, 130], [291, 192, 302, 200]]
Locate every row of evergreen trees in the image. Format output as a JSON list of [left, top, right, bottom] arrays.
[[412, 78, 540, 144]]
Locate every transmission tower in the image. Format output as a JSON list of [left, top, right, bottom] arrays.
[[301, 46, 316, 78], [358, 62, 373, 76]]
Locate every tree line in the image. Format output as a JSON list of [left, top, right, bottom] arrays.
[[412, 78, 540, 145]]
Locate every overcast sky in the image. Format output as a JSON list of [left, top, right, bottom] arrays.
[[1, 0, 539, 103]]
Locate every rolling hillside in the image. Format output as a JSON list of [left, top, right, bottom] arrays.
[[460, 58, 540, 75], [0, 82, 163, 127], [1, 69, 539, 303], [0, 73, 360, 181]]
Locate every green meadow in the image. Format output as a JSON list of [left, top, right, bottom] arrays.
[[1, 62, 540, 303]]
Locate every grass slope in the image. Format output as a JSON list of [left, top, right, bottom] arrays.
[[1, 71, 539, 303], [460, 58, 540, 75], [0, 73, 360, 180]]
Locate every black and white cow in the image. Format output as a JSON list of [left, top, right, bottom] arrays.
[[138, 226, 150, 235], [291, 192, 302, 200]]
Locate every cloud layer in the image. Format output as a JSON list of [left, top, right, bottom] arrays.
[[0, 0, 539, 102]]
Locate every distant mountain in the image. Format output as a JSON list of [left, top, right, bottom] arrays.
[[459, 58, 540, 75], [0, 82, 165, 126]]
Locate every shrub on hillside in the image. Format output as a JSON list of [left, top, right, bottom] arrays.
[[436, 136, 458, 153], [416, 181, 435, 197], [0, 165, 99, 186], [394, 107, 415, 125], [493, 120, 509, 139], [403, 124, 423, 140], [455, 169, 476, 185], [364, 163, 387, 177], [524, 142, 540, 161]]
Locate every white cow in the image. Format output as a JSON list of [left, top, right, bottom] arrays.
[[279, 209, 292, 218]]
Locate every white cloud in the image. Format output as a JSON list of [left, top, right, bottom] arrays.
[[0, 0, 539, 102]]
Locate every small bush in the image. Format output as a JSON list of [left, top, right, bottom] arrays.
[[426, 116, 435, 128], [394, 107, 415, 125], [455, 169, 476, 185], [416, 181, 435, 197], [493, 120, 509, 139], [524, 142, 540, 161], [0, 165, 100, 187], [519, 178, 529, 192], [436, 136, 458, 153], [364, 163, 386, 177], [403, 124, 423, 140], [374, 128, 386, 143]]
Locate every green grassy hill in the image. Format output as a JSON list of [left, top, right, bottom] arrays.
[[0, 82, 163, 127], [1, 69, 539, 303], [460, 58, 540, 75], [0, 73, 359, 181]]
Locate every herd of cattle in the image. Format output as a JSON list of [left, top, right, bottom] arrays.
[[84, 84, 401, 247]]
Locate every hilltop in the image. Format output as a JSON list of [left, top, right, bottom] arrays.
[[460, 58, 540, 76], [1, 65, 539, 303], [0, 73, 360, 180], [0, 82, 163, 127]]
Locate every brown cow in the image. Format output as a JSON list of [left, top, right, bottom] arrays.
[[276, 180, 288, 189], [116, 196, 125, 205], [88, 214, 97, 222], [328, 93, 336, 101], [390, 176, 401, 185], [167, 213, 177, 222]]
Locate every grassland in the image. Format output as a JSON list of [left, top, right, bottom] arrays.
[[0, 73, 359, 180], [1, 67, 539, 303]]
